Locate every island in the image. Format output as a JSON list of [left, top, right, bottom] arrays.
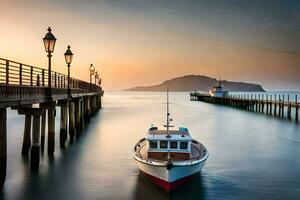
[[126, 75, 265, 92]]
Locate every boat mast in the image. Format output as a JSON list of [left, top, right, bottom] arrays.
[[166, 88, 170, 138]]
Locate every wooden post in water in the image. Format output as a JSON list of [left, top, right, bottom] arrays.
[[274, 94, 277, 117], [21, 114, 32, 155], [84, 96, 91, 124], [31, 114, 41, 169], [258, 95, 261, 113], [48, 105, 56, 155], [296, 95, 299, 122], [282, 95, 285, 118], [0, 108, 7, 187], [69, 101, 76, 140], [80, 99, 84, 131], [278, 95, 282, 117], [262, 94, 265, 113], [60, 103, 67, 148], [288, 95, 291, 120], [75, 99, 81, 137], [41, 110, 46, 151], [270, 95, 272, 115], [266, 94, 269, 114], [255, 94, 258, 112]]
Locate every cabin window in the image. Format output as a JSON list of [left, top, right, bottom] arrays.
[[160, 141, 168, 149], [180, 142, 188, 149], [149, 141, 158, 149], [170, 141, 178, 149]]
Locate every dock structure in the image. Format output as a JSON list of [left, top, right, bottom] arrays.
[[0, 58, 103, 186], [190, 92, 299, 123]]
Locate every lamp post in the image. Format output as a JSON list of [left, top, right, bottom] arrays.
[[64, 45, 73, 96], [95, 71, 98, 85], [89, 64, 95, 85], [43, 27, 57, 90]]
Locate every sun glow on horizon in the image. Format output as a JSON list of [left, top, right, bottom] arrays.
[[0, 0, 299, 91]]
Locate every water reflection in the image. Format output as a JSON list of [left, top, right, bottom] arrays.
[[133, 172, 206, 200]]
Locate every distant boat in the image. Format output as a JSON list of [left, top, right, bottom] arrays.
[[209, 80, 228, 97], [132, 89, 208, 190]]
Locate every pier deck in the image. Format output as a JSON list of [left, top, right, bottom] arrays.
[[190, 92, 299, 122]]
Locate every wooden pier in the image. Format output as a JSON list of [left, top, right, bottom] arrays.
[[0, 58, 103, 187], [190, 92, 299, 122]]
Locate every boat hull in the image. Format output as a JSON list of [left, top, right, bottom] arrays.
[[134, 159, 207, 190]]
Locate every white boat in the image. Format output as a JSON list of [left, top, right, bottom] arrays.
[[132, 90, 208, 190]]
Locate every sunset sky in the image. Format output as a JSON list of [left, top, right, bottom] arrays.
[[0, 0, 299, 91]]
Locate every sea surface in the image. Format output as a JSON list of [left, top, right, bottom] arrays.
[[1, 92, 300, 200]]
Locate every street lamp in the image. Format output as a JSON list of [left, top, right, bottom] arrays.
[[64, 45, 73, 95], [43, 27, 57, 89], [89, 64, 95, 84]]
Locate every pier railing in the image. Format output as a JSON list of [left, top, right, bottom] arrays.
[[0, 58, 100, 92], [0, 58, 102, 102]]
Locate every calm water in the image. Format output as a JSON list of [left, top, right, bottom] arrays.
[[1, 92, 300, 200]]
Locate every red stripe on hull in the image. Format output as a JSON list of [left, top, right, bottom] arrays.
[[142, 171, 193, 191]]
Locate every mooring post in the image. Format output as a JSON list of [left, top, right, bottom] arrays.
[[60, 103, 67, 148], [48, 104, 56, 155], [41, 110, 46, 151], [69, 101, 76, 139], [31, 114, 41, 169], [21, 114, 32, 155], [0, 108, 7, 187]]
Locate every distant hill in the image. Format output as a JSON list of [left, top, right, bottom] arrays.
[[126, 75, 265, 92]]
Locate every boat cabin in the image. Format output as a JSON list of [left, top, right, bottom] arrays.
[[146, 127, 192, 161], [209, 80, 228, 98]]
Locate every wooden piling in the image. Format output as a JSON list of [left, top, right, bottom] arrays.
[[75, 100, 81, 136], [287, 95, 291, 120], [262, 95, 265, 113], [60, 104, 67, 148], [274, 94, 277, 116], [69, 101, 76, 139], [31, 114, 40, 169], [282, 95, 285, 117], [48, 105, 55, 155], [21, 114, 32, 155], [296, 95, 299, 122], [0, 108, 7, 187], [41, 110, 46, 151], [269, 95, 272, 115], [80, 99, 84, 132], [84, 97, 91, 124], [266, 94, 269, 114]]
